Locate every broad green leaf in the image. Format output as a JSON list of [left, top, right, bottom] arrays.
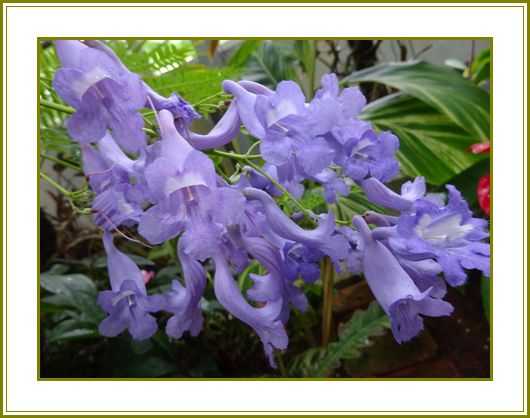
[[361, 93, 486, 185], [242, 41, 299, 88], [345, 61, 490, 140]]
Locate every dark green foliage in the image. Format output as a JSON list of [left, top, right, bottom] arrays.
[[289, 302, 390, 377]]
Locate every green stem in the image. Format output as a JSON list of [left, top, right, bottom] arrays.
[[39, 171, 72, 196], [321, 256, 334, 347], [209, 149, 262, 161], [193, 91, 226, 107], [40, 100, 74, 114], [40, 154, 81, 171], [245, 140, 261, 156]]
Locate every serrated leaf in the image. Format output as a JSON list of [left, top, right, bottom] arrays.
[[289, 302, 390, 377], [314, 302, 390, 376], [345, 61, 490, 140]]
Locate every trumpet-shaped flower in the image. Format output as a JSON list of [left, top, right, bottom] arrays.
[[97, 232, 164, 340], [353, 216, 453, 343], [53, 40, 147, 152], [388, 185, 490, 286]]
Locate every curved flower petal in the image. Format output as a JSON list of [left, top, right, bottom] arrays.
[[187, 102, 241, 150], [213, 254, 287, 367], [165, 242, 207, 339], [223, 80, 265, 139]]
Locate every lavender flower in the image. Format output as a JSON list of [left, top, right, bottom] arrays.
[[353, 216, 453, 343], [387, 185, 490, 286], [213, 253, 287, 367], [53, 40, 147, 152], [223, 74, 400, 203], [97, 232, 164, 340], [80, 133, 145, 229]]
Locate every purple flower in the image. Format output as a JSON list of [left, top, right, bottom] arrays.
[[353, 216, 453, 343], [308, 73, 366, 136], [80, 133, 145, 229], [342, 130, 400, 183], [164, 241, 207, 339], [97, 232, 164, 340], [387, 185, 490, 286], [213, 253, 287, 367], [186, 102, 242, 150], [138, 109, 217, 244], [53, 40, 147, 152]]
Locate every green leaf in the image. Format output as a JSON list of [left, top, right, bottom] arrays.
[[40, 272, 102, 324], [361, 93, 487, 185], [294, 40, 316, 96], [345, 61, 490, 140], [289, 302, 390, 377], [243, 41, 299, 88], [228, 40, 262, 68], [48, 325, 98, 343], [109, 40, 196, 76]]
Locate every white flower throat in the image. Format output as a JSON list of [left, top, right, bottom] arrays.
[[414, 213, 473, 245]]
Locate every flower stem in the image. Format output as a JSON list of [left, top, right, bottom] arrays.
[[40, 100, 74, 114], [40, 154, 81, 171], [40, 171, 73, 196], [321, 256, 334, 347], [209, 149, 262, 161], [210, 149, 351, 227]]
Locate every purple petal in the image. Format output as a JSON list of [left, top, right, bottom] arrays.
[[223, 80, 265, 139], [213, 254, 287, 367], [102, 232, 144, 292], [66, 89, 107, 144], [187, 102, 241, 150]]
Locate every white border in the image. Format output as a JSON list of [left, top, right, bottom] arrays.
[[3, 3, 527, 415]]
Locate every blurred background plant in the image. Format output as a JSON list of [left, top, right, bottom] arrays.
[[39, 39, 490, 378]]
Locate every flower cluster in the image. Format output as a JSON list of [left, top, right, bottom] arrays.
[[52, 40, 490, 367]]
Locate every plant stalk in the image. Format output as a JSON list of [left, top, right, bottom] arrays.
[[321, 256, 334, 347]]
